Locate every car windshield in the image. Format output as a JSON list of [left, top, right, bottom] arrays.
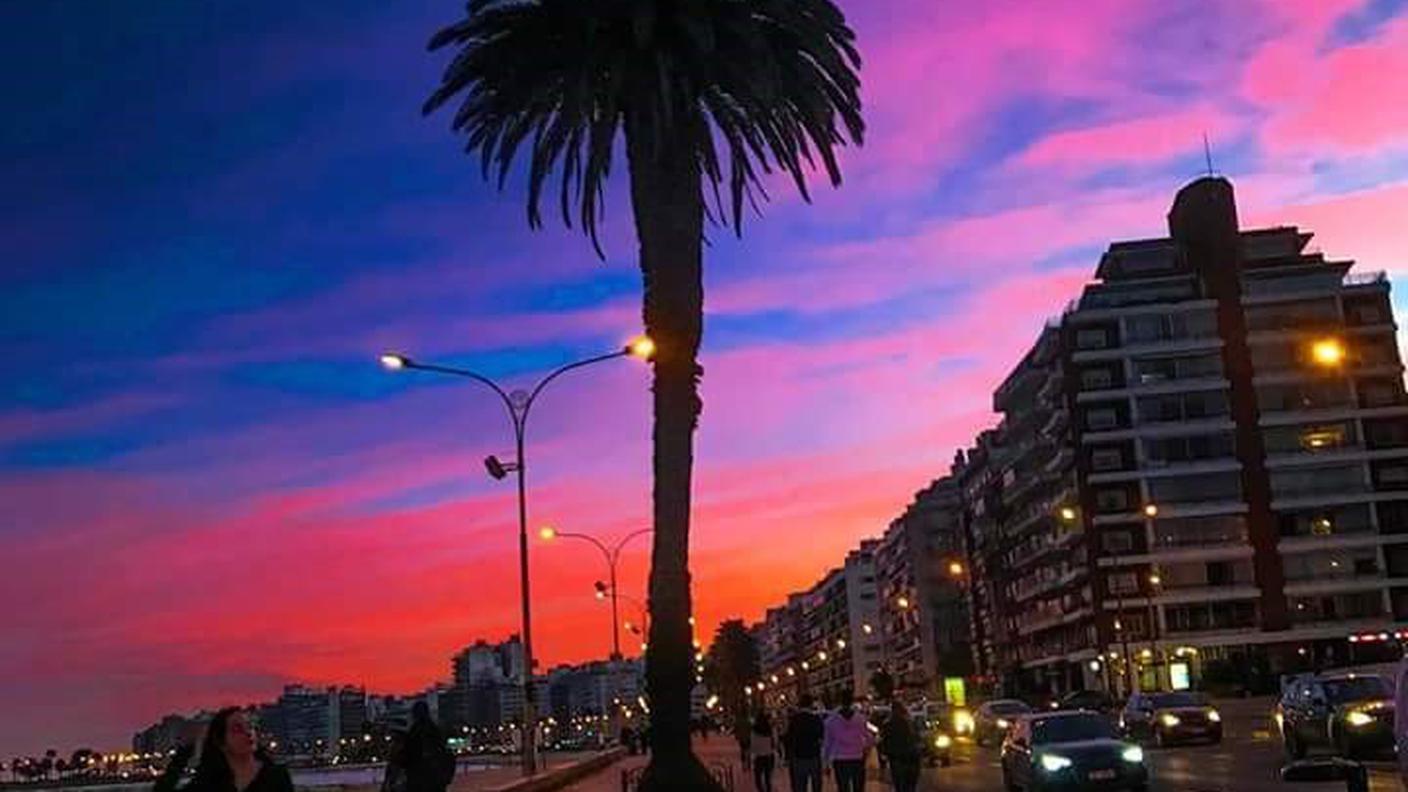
[[1322, 676, 1392, 703], [990, 701, 1031, 715], [1032, 714, 1117, 744], [1149, 692, 1207, 708]]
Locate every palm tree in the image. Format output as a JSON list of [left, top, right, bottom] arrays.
[[424, 1, 863, 786]]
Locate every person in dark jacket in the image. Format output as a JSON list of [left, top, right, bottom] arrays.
[[877, 706, 921, 792], [154, 708, 293, 792], [782, 695, 824, 792], [403, 702, 453, 792]]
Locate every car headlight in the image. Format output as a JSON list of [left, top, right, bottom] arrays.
[[1160, 713, 1181, 727], [1039, 754, 1073, 772], [935, 734, 952, 749], [953, 710, 974, 734], [1121, 745, 1144, 763], [996, 718, 1010, 729], [1346, 710, 1375, 727], [1207, 709, 1221, 723]]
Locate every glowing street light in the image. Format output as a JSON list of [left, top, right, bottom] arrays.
[[539, 526, 558, 541], [1059, 506, 1078, 522], [1143, 503, 1159, 518], [896, 596, 912, 610], [1311, 338, 1346, 367], [378, 339, 650, 777], [947, 560, 966, 577], [627, 335, 657, 361]]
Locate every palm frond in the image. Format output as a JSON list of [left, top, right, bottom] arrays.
[[424, 0, 864, 255]]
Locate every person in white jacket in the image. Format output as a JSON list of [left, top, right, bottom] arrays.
[[823, 691, 874, 792]]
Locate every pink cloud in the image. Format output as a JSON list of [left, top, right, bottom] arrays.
[[1015, 104, 1244, 169], [1245, 9, 1408, 156]]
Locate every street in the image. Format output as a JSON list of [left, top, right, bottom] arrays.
[[929, 730, 1402, 792], [574, 724, 1404, 792]]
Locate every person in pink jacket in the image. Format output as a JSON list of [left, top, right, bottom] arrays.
[[823, 691, 874, 792]]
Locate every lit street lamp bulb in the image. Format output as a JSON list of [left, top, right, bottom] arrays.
[[1143, 504, 1159, 518], [1059, 506, 1078, 522], [896, 596, 911, 610], [948, 561, 965, 577], [539, 526, 557, 540], [627, 335, 657, 360], [379, 353, 408, 370], [1148, 574, 1162, 586]]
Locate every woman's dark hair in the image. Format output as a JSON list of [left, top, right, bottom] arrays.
[[752, 711, 772, 735], [192, 707, 241, 789]]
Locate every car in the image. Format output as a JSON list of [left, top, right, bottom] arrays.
[[975, 699, 1033, 747], [1055, 690, 1116, 714], [1001, 711, 1149, 791], [913, 715, 954, 767], [1278, 672, 1395, 760], [1120, 691, 1222, 746]]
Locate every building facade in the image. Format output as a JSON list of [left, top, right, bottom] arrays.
[[874, 478, 972, 696], [957, 177, 1408, 699]]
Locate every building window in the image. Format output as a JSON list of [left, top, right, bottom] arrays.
[[1270, 465, 1366, 498], [1365, 418, 1408, 450], [1125, 311, 1217, 343], [1086, 408, 1119, 431], [1277, 505, 1374, 537], [1262, 421, 1357, 454], [1095, 487, 1131, 513], [1374, 462, 1408, 490], [1256, 380, 1353, 412], [1148, 472, 1242, 504], [1090, 447, 1124, 471], [1081, 367, 1115, 390], [1359, 378, 1404, 408], [1107, 572, 1138, 594], [1136, 390, 1229, 423], [1132, 354, 1222, 384], [1143, 432, 1235, 465], [1076, 328, 1110, 350], [1102, 530, 1134, 554]]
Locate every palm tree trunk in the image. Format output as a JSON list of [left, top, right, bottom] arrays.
[[625, 117, 720, 791]]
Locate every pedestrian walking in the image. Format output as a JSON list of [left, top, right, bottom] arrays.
[[381, 729, 409, 792], [403, 702, 455, 792], [1395, 650, 1408, 786], [822, 691, 873, 792], [153, 708, 293, 792], [877, 705, 921, 792], [782, 695, 824, 792], [750, 712, 777, 792]]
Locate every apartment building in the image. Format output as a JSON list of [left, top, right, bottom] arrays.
[[958, 177, 1408, 698]]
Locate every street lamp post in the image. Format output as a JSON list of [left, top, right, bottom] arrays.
[[540, 526, 653, 659], [380, 337, 653, 776]]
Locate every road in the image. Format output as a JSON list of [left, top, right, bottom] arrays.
[[929, 731, 1401, 791], [568, 718, 1405, 791]]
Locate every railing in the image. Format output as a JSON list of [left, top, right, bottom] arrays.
[[1344, 270, 1388, 287]]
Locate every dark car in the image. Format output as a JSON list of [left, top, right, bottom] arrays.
[[1001, 712, 1149, 791], [1056, 690, 1116, 714], [1120, 691, 1222, 746], [975, 699, 1033, 747], [913, 715, 954, 767], [1278, 672, 1395, 760]]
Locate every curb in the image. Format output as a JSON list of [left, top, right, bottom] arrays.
[[483, 749, 626, 792]]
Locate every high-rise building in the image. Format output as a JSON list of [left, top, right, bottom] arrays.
[[796, 540, 883, 706], [874, 477, 972, 695], [956, 177, 1408, 700]]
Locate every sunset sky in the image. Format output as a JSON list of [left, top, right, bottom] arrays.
[[5, 0, 1408, 755]]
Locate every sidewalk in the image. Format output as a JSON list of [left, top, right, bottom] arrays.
[[561, 738, 741, 792]]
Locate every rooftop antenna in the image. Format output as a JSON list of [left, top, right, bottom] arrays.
[[1202, 131, 1216, 177]]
